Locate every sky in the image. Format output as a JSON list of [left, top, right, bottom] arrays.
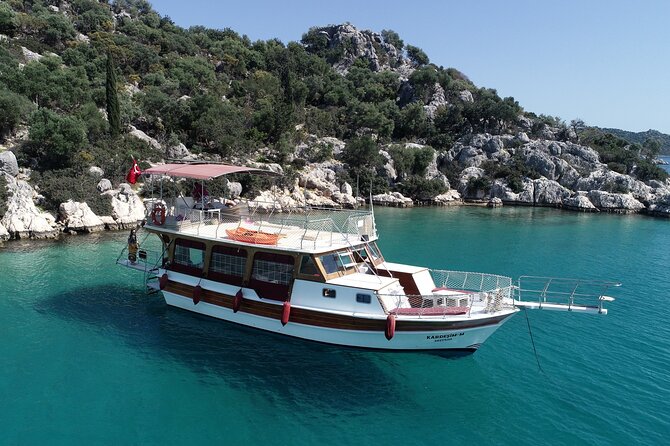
[[149, 0, 670, 134]]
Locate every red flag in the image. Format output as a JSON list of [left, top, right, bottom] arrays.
[[126, 159, 141, 184]]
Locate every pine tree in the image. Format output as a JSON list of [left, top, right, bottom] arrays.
[[106, 51, 121, 138]]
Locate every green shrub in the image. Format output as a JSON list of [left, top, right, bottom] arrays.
[[0, 90, 34, 137], [394, 176, 446, 201], [31, 169, 113, 216]]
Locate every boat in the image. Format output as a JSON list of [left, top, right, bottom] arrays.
[[117, 162, 619, 354]]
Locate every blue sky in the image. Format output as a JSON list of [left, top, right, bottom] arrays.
[[150, 0, 670, 134]]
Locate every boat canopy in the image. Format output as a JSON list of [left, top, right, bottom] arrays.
[[143, 163, 280, 180]]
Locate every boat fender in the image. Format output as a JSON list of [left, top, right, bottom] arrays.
[[281, 301, 291, 326], [193, 285, 202, 305], [385, 314, 396, 341], [233, 289, 243, 313], [159, 273, 169, 290]]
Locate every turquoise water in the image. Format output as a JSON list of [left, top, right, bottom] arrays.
[[660, 155, 670, 173], [1, 207, 669, 445]]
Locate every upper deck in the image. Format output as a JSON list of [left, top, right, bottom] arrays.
[[144, 200, 378, 254]]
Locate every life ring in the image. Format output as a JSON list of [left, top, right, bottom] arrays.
[[151, 203, 166, 226]]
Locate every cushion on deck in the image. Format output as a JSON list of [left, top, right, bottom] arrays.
[[391, 306, 469, 315]]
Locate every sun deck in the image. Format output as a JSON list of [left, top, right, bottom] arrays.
[[144, 201, 377, 254]]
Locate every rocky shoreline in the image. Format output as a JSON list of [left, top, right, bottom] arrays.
[[2, 130, 670, 244]]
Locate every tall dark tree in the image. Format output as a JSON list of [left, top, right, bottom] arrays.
[[106, 51, 121, 138]]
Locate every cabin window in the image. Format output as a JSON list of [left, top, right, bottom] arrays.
[[209, 246, 247, 285], [251, 253, 294, 285], [356, 293, 372, 304], [323, 288, 336, 298], [250, 252, 295, 301], [338, 252, 356, 268], [299, 256, 320, 276], [319, 253, 341, 274], [172, 239, 206, 275]]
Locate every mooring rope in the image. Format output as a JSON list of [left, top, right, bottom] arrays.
[[524, 308, 545, 374]]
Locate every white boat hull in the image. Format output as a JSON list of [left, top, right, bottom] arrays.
[[162, 290, 517, 352]]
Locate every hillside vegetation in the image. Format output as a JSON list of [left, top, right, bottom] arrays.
[[0, 0, 667, 216]]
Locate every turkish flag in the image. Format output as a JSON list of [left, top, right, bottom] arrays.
[[126, 159, 141, 184]]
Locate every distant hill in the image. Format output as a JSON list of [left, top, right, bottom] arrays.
[[599, 128, 670, 155]]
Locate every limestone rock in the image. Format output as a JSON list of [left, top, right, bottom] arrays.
[[226, 180, 243, 199], [487, 197, 503, 208], [0, 151, 19, 177], [0, 220, 8, 241], [97, 179, 112, 193], [434, 190, 462, 205], [1, 176, 59, 239], [21, 47, 43, 63], [647, 193, 670, 217], [341, 182, 353, 196], [310, 24, 410, 75], [587, 191, 645, 212], [58, 200, 105, 233], [458, 90, 474, 103], [88, 166, 104, 177], [372, 192, 413, 207], [424, 83, 448, 120], [299, 165, 339, 193], [563, 193, 598, 212], [166, 142, 192, 160], [102, 184, 146, 227], [129, 125, 161, 150], [331, 191, 357, 208]]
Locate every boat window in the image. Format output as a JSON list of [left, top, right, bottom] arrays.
[[352, 248, 368, 263], [323, 288, 336, 298], [209, 246, 247, 284], [367, 242, 383, 261], [338, 252, 356, 268], [319, 253, 341, 274], [251, 253, 294, 286], [356, 294, 372, 304], [173, 238, 206, 274], [299, 256, 320, 276]]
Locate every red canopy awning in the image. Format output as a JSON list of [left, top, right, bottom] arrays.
[[143, 163, 280, 180]]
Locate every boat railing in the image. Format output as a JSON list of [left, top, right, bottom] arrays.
[[516, 276, 620, 313], [378, 270, 515, 318], [145, 199, 377, 249]]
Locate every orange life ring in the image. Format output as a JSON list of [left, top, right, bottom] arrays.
[[151, 203, 166, 226]]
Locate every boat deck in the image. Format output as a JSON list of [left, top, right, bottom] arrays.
[[144, 202, 376, 253]]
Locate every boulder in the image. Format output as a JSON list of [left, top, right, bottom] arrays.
[[226, 180, 243, 199], [166, 142, 192, 160], [21, 47, 43, 62], [299, 165, 339, 193], [1, 176, 59, 239], [88, 166, 104, 177], [434, 190, 462, 205], [331, 191, 357, 208], [587, 191, 645, 213], [563, 193, 598, 212], [372, 192, 413, 207], [487, 197, 503, 208], [341, 182, 353, 196], [647, 193, 670, 217], [58, 200, 105, 233], [97, 179, 112, 193], [0, 151, 19, 177], [129, 125, 161, 150], [102, 185, 146, 227]]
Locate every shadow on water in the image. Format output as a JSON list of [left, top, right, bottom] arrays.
[[35, 284, 418, 412]]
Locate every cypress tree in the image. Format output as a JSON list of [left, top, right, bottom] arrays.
[[106, 51, 121, 138]]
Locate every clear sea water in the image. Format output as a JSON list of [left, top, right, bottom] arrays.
[[1, 206, 669, 445]]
